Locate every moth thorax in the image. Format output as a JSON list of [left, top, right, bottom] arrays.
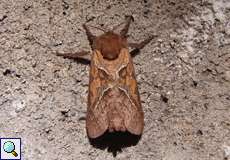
[[101, 47, 120, 60], [96, 31, 125, 60]]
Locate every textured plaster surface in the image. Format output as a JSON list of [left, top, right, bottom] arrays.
[[0, 0, 230, 159]]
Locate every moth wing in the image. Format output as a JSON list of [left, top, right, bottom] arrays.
[[86, 51, 108, 138], [121, 49, 144, 135], [124, 100, 144, 135], [86, 105, 108, 138]]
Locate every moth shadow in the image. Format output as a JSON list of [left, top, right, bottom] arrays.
[[89, 131, 141, 157]]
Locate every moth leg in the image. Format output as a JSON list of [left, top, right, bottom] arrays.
[[129, 35, 156, 55], [82, 24, 96, 49], [120, 15, 134, 38], [56, 51, 91, 61]]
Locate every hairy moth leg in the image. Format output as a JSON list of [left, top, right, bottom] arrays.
[[129, 35, 156, 55], [56, 51, 91, 61]]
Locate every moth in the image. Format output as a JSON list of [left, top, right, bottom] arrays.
[[57, 16, 154, 138]]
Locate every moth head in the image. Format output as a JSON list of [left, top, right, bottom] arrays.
[[95, 32, 127, 60]]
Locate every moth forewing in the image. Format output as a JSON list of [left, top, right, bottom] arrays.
[[119, 49, 144, 135], [86, 50, 109, 138], [86, 48, 144, 138]]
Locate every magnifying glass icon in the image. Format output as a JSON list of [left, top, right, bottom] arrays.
[[3, 141, 18, 157]]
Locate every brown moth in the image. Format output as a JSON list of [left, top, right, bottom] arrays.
[[57, 16, 154, 138]]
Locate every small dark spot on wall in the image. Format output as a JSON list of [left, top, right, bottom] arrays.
[[61, 110, 69, 117], [15, 74, 21, 78], [197, 130, 203, 136], [161, 94, 168, 103], [143, 10, 150, 16], [0, 15, 7, 22], [106, 5, 111, 9], [3, 69, 12, 76], [192, 80, 198, 87]]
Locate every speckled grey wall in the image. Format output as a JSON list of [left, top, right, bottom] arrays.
[[0, 0, 230, 160]]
